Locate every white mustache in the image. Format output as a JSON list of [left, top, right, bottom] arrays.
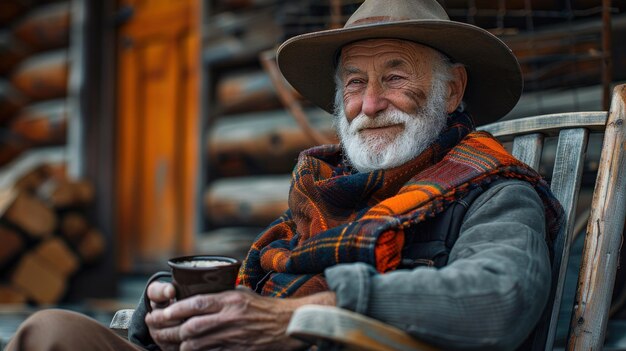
[[348, 111, 411, 134]]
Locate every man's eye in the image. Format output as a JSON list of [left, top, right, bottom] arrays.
[[388, 75, 404, 81]]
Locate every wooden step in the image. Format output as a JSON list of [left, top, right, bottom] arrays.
[[13, 2, 71, 51], [10, 49, 69, 101]]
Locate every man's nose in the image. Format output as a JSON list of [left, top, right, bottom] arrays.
[[361, 81, 388, 117]]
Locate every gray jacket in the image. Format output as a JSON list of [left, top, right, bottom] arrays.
[[326, 179, 551, 350]]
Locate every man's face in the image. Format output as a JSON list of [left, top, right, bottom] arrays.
[[335, 39, 450, 172]]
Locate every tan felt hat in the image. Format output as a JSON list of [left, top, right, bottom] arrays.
[[276, 0, 523, 126]]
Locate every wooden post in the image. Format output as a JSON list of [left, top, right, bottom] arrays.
[[568, 84, 626, 349]]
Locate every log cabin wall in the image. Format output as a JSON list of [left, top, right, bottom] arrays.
[[0, 0, 112, 304]]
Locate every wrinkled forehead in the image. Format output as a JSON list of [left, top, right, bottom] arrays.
[[338, 39, 441, 69]]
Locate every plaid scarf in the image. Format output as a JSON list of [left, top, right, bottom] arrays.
[[238, 112, 564, 297]]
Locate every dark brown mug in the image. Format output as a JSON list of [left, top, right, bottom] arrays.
[[144, 255, 241, 312]]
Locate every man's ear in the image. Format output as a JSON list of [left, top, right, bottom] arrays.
[[445, 65, 467, 114]]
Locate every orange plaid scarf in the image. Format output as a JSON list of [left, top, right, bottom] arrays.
[[238, 113, 564, 297]]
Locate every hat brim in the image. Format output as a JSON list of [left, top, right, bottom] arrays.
[[276, 20, 522, 126]]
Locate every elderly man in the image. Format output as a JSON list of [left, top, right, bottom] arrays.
[[6, 0, 563, 350]]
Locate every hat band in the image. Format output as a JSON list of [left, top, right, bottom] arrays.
[[347, 16, 411, 27]]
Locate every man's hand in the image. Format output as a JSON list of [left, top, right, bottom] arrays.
[[153, 286, 335, 351], [145, 281, 182, 351]]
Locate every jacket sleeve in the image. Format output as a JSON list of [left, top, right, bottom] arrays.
[[325, 180, 551, 351]]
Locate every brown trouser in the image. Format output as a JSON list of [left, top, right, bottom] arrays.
[[4, 309, 145, 351]]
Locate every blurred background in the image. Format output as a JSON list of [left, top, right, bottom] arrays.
[[0, 0, 626, 348]]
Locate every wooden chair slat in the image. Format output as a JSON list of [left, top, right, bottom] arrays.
[[479, 112, 607, 140], [542, 127, 589, 351], [568, 85, 626, 349], [511, 133, 544, 170]]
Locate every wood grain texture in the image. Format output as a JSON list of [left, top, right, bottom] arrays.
[[288, 305, 442, 351], [511, 133, 543, 169], [204, 175, 290, 227], [116, 0, 201, 272], [10, 50, 68, 101], [12, 2, 70, 51], [540, 128, 587, 350], [568, 84, 626, 350], [478, 112, 607, 140]]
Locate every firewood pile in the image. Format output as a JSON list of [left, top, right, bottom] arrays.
[[0, 163, 105, 305]]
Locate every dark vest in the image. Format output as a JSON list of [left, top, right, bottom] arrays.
[[399, 185, 486, 269]]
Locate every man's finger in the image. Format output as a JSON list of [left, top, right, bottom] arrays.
[[178, 314, 229, 341], [148, 323, 183, 345], [145, 309, 185, 329], [163, 294, 223, 321], [147, 281, 176, 303]]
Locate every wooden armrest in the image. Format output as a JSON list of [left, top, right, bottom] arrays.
[[287, 305, 441, 351], [109, 308, 135, 339]]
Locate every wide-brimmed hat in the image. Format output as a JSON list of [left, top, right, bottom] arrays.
[[276, 0, 523, 126]]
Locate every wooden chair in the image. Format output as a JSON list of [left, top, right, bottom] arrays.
[[286, 84, 626, 351]]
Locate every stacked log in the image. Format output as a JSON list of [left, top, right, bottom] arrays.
[[502, 14, 626, 92], [12, 2, 70, 52], [204, 174, 291, 227], [10, 50, 69, 101], [203, 10, 280, 67], [0, 30, 30, 76], [207, 108, 336, 177], [0, 164, 105, 305], [9, 99, 67, 146], [0, 1, 71, 167]]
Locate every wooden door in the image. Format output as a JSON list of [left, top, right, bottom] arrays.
[[116, 0, 200, 272]]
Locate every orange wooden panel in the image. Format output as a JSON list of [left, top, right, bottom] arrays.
[[116, 0, 200, 272]]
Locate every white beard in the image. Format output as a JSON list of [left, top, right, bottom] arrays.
[[335, 78, 450, 173]]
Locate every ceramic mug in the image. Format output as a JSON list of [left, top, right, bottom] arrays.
[[144, 255, 241, 311]]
